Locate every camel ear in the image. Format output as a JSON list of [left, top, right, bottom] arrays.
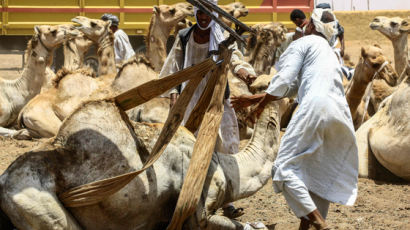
[[361, 47, 367, 58], [106, 20, 112, 28], [34, 26, 41, 34], [153, 5, 160, 14], [373, 43, 381, 49], [399, 18, 410, 32]]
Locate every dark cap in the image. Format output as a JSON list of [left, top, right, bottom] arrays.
[[316, 3, 331, 9]]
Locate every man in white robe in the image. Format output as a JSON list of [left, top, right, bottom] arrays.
[[101, 14, 135, 64], [232, 9, 358, 229], [159, 0, 256, 218]]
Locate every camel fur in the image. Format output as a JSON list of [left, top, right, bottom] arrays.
[[345, 45, 398, 129], [0, 25, 78, 129], [0, 92, 285, 229]]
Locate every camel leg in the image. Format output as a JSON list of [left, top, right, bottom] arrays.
[[205, 214, 249, 229], [0, 127, 31, 140], [4, 188, 81, 230], [20, 106, 62, 138]]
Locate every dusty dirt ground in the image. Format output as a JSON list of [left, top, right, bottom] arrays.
[[1, 17, 409, 229]]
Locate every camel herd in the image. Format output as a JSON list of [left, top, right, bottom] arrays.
[[0, 2, 409, 229]]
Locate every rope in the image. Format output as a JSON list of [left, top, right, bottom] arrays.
[[360, 60, 389, 124]]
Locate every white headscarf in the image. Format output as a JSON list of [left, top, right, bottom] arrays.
[[193, 0, 225, 60], [311, 8, 338, 46]]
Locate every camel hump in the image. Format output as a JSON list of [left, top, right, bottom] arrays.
[[54, 99, 144, 164]]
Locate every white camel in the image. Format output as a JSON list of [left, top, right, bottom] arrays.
[[0, 94, 285, 229]]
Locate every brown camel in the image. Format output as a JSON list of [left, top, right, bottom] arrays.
[[219, 2, 249, 27], [345, 45, 398, 130], [247, 22, 288, 75], [63, 33, 94, 72], [72, 16, 117, 77], [146, 3, 194, 72], [370, 16, 410, 76]]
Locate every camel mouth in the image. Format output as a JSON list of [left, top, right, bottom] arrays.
[[369, 24, 380, 30], [71, 18, 85, 29]]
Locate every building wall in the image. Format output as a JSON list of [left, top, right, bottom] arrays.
[[314, 0, 410, 11]]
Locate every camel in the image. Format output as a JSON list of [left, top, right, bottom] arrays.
[[345, 45, 398, 129], [219, 2, 249, 28], [0, 92, 285, 229], [356, 68, 410, 181], [173, 2, 249, 39], [63, 33, 94, 72], [0, 25, 78, 128], [16, 17, 116, 138], [71, 16, 117, 77], [146, 3, 194, 72], [370, 16, 410, 76], [41, 31, 94, 93], [247, 22, 288, 75]]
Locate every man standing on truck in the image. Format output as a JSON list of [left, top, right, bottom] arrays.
[[159, 0, 256, 218], [101, 14, 135, 64]]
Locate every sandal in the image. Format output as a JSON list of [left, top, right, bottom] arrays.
[[223, 205, 245, 218]]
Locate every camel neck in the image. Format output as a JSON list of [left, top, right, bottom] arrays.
[[219, 101, 281, 202], [63, 40, 81, 71], [97, 33, 116, 76], [345, 61, 370, 118], [146, 15, 170, 72], [0, 40, 49, 126], [391, 34, 408, 76]]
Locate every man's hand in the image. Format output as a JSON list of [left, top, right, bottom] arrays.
[[170, 93, 179, 108], [231, 95, 255, 110], [236, 68, 257, 85]]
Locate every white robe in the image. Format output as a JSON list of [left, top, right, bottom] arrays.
[[267, 35, 358, 206], [159, 33, 255, 154], [114, 29, 135, 64]]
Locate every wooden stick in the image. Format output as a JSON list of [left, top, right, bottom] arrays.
[[166, 48, 231, 230], [59, 61, 215, 208], [184, 61, 221, 134], [115, 58, 214, 111]]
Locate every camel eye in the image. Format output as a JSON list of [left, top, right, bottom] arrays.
[[51, 30, 57, 37], [390, 21, 398, 27], [169, 8, 176, 15], [90, 21, 97, 28], [230, 10, 234, 16], [373, 18, 380, 23]]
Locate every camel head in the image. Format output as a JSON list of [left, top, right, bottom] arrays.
[[360, 44, 398, 86], [220, 2, 249, 27], [34, 24, 79, 51], [248, 23, 287, 75], [370, 16, 410, 39], [153, 3, 194, 26], [72, 16, 111, 43]]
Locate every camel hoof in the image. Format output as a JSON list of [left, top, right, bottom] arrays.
[[11, 129, 32, 140]]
